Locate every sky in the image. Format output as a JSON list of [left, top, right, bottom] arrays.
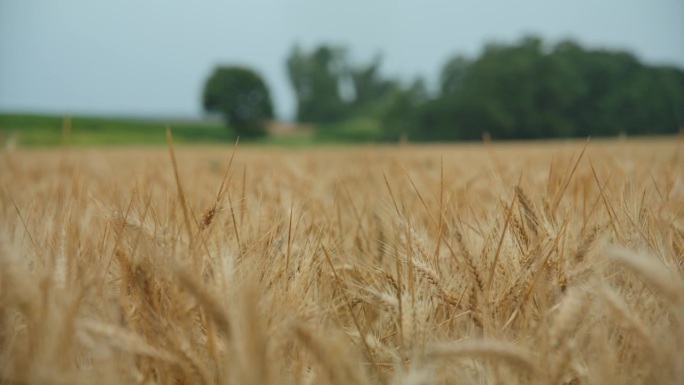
[[1, 0, 683, 121]]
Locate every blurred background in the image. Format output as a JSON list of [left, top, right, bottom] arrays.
[[1, 0, 683, 145]]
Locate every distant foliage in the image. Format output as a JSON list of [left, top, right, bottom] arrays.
[[283, 37, 683, 141], [286, 45, 398, 125], [203, 66, 274, 138], [379, 79, 428, 141], [386, 36, 684, 141], [206, 37, 683, 141], [286, 45, 350, 124]]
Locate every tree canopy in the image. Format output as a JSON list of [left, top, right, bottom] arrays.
[[203, 36, 683, 142], [202, 66, 274, 138], [286, 45, 398, 125], [394, 36, 684, 141], [286, 45, 350, 124]]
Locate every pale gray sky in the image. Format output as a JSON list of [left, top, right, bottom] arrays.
[[1, 0, 683, 120]]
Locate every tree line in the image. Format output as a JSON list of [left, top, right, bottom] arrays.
[[203, 35, 684, 140]]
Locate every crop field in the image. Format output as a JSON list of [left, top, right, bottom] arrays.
[[0, 114, 370, 147], [1, 137, 683, 384]]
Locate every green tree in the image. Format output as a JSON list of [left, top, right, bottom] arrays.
[[380, 78, 428, 141], [413, 35, 684, 141], [202, 66, 274, 138], [452, 36, 566, 139], [287, 44, 405, 135], [440, 55, 471, 96], [286, 45, 349, 123], [349, 54, 398, 116]]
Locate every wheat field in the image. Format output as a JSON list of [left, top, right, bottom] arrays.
[[1, 137, 683, 385]]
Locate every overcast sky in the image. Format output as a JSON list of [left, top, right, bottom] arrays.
[[1, 0, 683, 120]]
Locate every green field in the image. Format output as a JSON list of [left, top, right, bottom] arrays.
[[0, 113, 237, 146], [0, 113, 386, 147]]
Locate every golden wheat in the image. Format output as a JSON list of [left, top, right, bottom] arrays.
[[0, 137, 683, 385]]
